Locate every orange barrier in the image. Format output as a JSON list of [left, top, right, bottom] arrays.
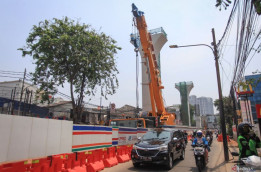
[[126, 145, 133, 159], [217, 134, 231, 142], [0, 160, 31, 172], [116, 145, 130, 163], [73, 152, 87, 172], [30, 157, 51, 172], [0, 145, 134, 172], [217, 134, 222, 142], [103, 147, 118, 168], [86, 149, 105, 172], [48, 155, 63, 172]]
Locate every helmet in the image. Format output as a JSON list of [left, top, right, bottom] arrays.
[[237, 122, 252, 135], [197, 130, 203, 138]]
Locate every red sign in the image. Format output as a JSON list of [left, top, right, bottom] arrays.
[[256, 104, 261, 119]]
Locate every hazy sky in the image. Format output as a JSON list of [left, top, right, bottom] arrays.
[[1, 0, 260, 109]]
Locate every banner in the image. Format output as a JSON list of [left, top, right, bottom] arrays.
[[256, 104, 261, 119]]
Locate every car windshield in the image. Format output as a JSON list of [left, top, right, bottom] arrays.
[[142, 130, 171, 140]]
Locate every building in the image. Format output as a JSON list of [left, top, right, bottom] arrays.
[[197, 97, 214, 116], [0, 80, 38, 104], [189, 95, 197, 106], [189, 95, 200, 116], [245, 73, 261, 123]]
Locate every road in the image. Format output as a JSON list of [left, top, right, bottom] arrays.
[[103, 137, 229, 172]]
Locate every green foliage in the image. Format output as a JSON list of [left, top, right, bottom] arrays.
[[19, 17, 121, 123], [190, 104, 196, 126], [214, 97, 233, 135], [215, 0, 232, 10]]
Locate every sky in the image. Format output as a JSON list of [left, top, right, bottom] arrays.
[[0, 0, 260, 110]]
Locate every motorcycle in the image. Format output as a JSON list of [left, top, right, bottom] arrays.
[[193, 143, 208, 172], [206, 135, 212, 146]]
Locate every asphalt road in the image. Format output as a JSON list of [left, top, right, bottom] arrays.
[[103, 137, 228, 172]]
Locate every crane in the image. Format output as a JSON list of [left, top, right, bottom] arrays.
[[131, 3, 176, 126]]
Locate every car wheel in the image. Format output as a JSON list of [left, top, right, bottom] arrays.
[[166, 153, 173, 170], [180, 149, 185, 160], [133, 162, 140, 168]]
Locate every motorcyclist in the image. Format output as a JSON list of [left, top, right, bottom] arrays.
[[237, 122, 261, 159], [192, 130, 197, 141], [206, 129, 213, 145], [192, 130, 210, 161]]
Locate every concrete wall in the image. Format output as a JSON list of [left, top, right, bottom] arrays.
[[0, 114, 73, 163]]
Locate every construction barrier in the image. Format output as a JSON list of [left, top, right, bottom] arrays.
[[187, 135, 192, 141], [48, 155, 63, 172], [30, 157, 51, 172], [0, 160, 31, 172], [116, 145, 131, 163], [103, 147, 118, 168], [86, 149, 105, 172], [217, 134, 230, 142]]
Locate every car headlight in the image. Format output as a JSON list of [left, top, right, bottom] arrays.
[[159, 145, 168, 151]]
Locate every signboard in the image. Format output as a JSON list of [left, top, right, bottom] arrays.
[[256, 104, 261, 119], [239, 100, 253, 124]]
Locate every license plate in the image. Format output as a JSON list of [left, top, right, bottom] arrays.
[[142, 157, 152, 161]]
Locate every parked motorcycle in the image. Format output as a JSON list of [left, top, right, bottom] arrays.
[[192, 143, 208, 172]]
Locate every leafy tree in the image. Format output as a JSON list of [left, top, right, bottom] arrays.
[[215, 0, 232, 10], [189, 104, 196, 127], [214, 97, 233, 135], [216, 0, 261, 15], [19, 17, 121, 123]]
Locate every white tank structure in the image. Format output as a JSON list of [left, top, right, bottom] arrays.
[[130, 27, 167, 113]]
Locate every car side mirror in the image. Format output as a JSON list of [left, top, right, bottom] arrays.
[[173, 137, 178, 141]]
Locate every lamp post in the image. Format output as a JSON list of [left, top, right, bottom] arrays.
[[169, 28, 229, 161]]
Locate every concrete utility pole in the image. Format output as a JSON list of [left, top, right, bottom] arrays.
[[211, 28, 229, 161], [18, 68, 26, 115]]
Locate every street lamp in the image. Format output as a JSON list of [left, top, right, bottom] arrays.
[[169, 28, 229, 162]]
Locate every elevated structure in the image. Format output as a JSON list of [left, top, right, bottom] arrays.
[[131, 27, 167, 112], [175, 81, 194, 126]]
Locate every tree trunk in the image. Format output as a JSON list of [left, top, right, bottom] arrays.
[[70, 81, 77, 124]]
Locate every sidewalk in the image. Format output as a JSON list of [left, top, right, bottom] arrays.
[[224, 139, 240, 172]]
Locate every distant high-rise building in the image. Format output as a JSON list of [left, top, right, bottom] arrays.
[[189, 95, 214, 116], [197, 97, 214, 116], [189, 95, 197, 106], [189, 95, 200, 116]]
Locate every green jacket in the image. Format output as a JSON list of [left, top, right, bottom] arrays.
[[249, 138, 261, 156], [238, 135, 261, 159], [238, 135, 251, 159]]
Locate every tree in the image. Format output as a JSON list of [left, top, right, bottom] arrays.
[[214, 97, 233, 135], [215, 0, 231, 10], [215, 0, 261, 15], [19, 17, 121, 123], [189, 104, 196, 127]]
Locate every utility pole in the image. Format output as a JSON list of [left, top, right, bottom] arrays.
[[212, 28, 229, 161], [18, 68, 26, 115]]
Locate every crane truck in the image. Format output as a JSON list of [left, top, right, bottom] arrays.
[[109, 4, 176, 128], [131, 3, 176, 126]]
